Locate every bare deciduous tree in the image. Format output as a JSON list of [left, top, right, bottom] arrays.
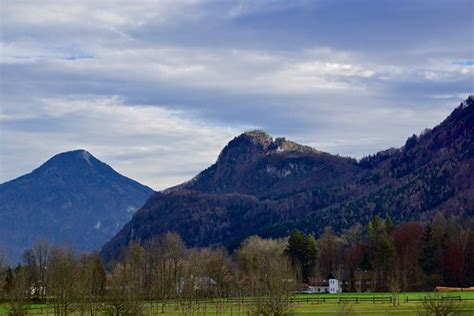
[[147, 232, 186, 314], [7, 265, 29, 316], [236, 236, 295, 316], [106, 244, 145, 316], [47, 246, 77, 316], [23, 240, 52, 301], [318, 227, 343, 279], [204, 247, 230, 315], [77, 253, 106, 316]]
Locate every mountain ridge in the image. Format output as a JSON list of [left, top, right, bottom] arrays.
[[100, 96, 474, 261]]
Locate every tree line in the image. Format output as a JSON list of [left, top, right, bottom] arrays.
[[0, 213, 472, 315], [286, 213, 474, 293]]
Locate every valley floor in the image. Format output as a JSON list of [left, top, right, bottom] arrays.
[[1, 292, 474, 315]]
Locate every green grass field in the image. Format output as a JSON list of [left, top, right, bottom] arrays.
[[1, 292, 473, 315]]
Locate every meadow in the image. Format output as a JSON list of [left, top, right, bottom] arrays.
[[1, 291, 474, 315]]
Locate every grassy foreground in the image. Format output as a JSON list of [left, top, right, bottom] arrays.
[[1, 292, 474, 315]]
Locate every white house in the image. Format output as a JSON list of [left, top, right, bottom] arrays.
[[327, 272, 342, 294], [304, 272, 342, 294]]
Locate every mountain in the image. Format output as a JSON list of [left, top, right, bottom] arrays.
[[101, 97, 474, 261], [0, 150, 154, 263]]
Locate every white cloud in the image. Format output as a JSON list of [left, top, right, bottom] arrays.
[[1, 42, 382, 94], [2, 0, 206, 28], [1, 96, 240, 189], [227, 0, 308, 18]]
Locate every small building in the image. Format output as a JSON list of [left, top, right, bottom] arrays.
[[301, 285, 317, 293], [306, 272, 342, 294], [30, 281, 46, 297], [327, 272, 342, 294]]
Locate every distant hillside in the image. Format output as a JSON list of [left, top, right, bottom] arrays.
[[101, 97, 474, 262], [0, 150, 154, 263]]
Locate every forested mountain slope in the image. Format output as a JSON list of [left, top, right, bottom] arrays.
[[101, 97, 474, 261]]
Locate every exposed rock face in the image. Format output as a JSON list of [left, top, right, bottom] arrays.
[[101, 97, 474, 262], [0, 150, 153, 263]]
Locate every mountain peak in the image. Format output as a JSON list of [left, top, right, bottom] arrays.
[[42, 149, 99, 170], [240, 130, 273, 146], [54, 149, 92, 158], [460, 95, 474, 109], [218, 130, 273, 157], [79, 150, 93, 164], [225, 130, 319, 156], [72, 149, 93, 164], [0, 150, 153, 263]]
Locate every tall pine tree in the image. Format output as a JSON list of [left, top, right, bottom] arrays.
[[285, 229, 318, 282], [419, 225, 439, 275]]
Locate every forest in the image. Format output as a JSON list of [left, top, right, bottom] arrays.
[[1, 213, 473, 315]]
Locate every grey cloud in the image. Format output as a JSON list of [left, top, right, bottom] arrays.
[[1, 0, 472, 188]]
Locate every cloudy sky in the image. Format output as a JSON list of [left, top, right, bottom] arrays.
[[1, 0, 473, 190]]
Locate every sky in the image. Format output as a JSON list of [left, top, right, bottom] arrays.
[[1, 0, 473, 190]]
